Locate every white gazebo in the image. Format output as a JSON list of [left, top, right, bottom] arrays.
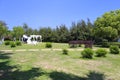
[[22, 35, 42, 45]]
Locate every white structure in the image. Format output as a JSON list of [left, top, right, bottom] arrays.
[[22, 35, 42, 45]]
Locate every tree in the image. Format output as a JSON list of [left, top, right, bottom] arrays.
[[26, 28, 34, 36], [0, 21, 8, 40], [12, 26, 24, 40], [70, 20, 93, 41], [23, 23, 29, 35], [56, 25, 69, 43], [39, 27, 53, 42], [94, 9, 120, 42], [33, 29, 39, 35], [94, 26, 118, 42]]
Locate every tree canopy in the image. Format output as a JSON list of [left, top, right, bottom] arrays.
[[0, 21, 8, 40], [94, 9, 120, 42]]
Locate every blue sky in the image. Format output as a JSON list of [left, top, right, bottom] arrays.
[[0, 0, 120, 30]]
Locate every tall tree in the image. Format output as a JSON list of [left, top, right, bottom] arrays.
[[0, 21, 8, 40], [33, 29, 39, 35], [94, 9, 120, 42], [70, 22, 78, 40], [12, 26, 24, 40], [23, 23, 29, 35], [56, 25, 69, 43], [39, 27, 53, 42], [70, 20, 93, 41]]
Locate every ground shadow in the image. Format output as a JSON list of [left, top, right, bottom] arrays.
[[49, 71, 105, 80], [0, 51, 106, 80], [0, 51, 45, 80]]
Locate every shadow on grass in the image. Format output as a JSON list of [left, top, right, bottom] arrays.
[[49, 71, 105, 80], [0, 51, 45, 80], [0, 51, 106, 80]]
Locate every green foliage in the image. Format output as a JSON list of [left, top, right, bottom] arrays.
[[70, 19, 93, 41], [101, 39, 110, 48], [109, 42, 120, 48], [45, 42, 52, 48], [16, 41, 22, 46], [39, 27, 53, 42], [81, 48, 94, 59], [95, 49, 107, 57], [94, 10, 120, 42], [0, 21, 8, 39], [62, 49, 68, 55], [4, 41, 10, 45], [110, 45, 119, 54], [13, 26, 24, 40], [10, 41, 16, 48]]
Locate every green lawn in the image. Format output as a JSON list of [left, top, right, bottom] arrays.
[[0, 42, 69, 50], [0, 50, 120, 80], [0, 42, 109, 51]]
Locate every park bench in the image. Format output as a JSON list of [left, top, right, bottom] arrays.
[[69, 40, 93, 48]]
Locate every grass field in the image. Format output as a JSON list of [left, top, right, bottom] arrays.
[[0, 42, 70, 50], [0, 42, 109, 50], [0, 50, 120, 80]]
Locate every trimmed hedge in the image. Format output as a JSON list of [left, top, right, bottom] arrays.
[[10, 42, 16, 48], [81, 48, 94, 59], [4, 41, 10, 45], [110, 45, 119, 54], [62, 49, 68, 55], [95, 49, 107, 57], [16, 41, 22, 46], [45, 42, 52, 48], [101, 40, 110, 48]]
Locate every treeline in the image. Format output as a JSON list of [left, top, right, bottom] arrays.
[[0, 19, 94, 43], [39, 19, 93, 42], [0, 9, 120, 43]]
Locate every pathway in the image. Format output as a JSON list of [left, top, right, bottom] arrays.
[[0, 48, 109, 52]]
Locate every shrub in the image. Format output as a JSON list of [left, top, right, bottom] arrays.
[[10, 42, 16, 48], [45, 42, 52, 48], [95, 49, 107, 57], [69, 44, 77, 48], [101, 39, 110, 48], [81, 48, 94, 59], [16, 41, 22, 46], [109, 42, 120, 48], [4, 41, 10, 45], [110, 45, 119, 54], [62, 49, 68, 55]]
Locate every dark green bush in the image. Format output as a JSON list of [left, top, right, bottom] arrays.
[[110, 45, 119, 54], [62, 49, 68, 55], [16, 41, 22, 46], [81, 48, 94, 59], [95, 49, 107, 57], [45, 42, 52, 48], [4, 41, 10, 45], [101, 40, 110, 48], [10, 42, 16, 48]]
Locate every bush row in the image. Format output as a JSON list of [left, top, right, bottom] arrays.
[[4, 41, 22, 48], [81, 45, 120, 59], [81, 48, 108, 59]]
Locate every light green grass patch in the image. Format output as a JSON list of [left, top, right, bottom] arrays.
[[0, 50, 120, 80]]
